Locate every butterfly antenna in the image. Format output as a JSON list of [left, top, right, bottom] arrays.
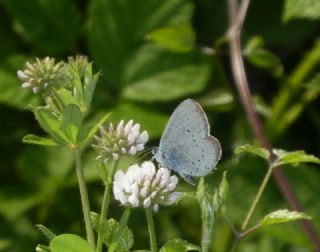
[[132, 147, 153, 164]]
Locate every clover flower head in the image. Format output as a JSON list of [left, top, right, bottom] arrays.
[[93, 120, 149, 163], [113, 161, 183, 212], [17, 57, 68, 94]]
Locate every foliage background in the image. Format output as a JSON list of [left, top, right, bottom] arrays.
[[1, 0, 320, 251]]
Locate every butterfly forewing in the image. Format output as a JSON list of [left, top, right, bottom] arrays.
[[159, 99, 209, 151]]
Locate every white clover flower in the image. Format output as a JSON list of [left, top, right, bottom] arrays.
[[17, 57, 68, 94], [93, 120, 149, 163], [113, 161, 183, 212]]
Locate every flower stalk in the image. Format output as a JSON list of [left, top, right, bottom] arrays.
[[74, 149, 95, 248], [146, 207, 157, 252], [96, 160, 119, 252]]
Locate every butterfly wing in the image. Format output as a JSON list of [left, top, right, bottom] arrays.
[[159, 99, 210, 151], [156, 99, 221, 177], [160, 136, 221, 177]]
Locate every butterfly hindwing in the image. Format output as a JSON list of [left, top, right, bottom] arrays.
[[161, 136, 221, 177]]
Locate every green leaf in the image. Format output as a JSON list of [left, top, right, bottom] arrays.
[[305, 73, 320, 92], [89, 0, 193, 87], [217, 171, 228, 212], [244, 45, 283, 77], [259, 209, 311, 226], [283, 0, 320, 21], [36, 224, 56, 240], [198, 89, 234, 112], [122, 46, 211, 102], [244, 36, 264, 52], [77, 112, 111, 146], [273, 149, 320, 167], [83, 66, 99, 112], [235, 145, 270, 160], [60, 104, 83, 144], [253, 95, 272, 118], [23, 134, 58, 146], [49, 234, 94, 252], [196, 177, 205, 204], [1, 0, 81, 54], [91, 212, 134, 251], [147, 23, 195, 52], [17, 146, 74, 187], [159, 239, 200, 252], [34, 108, 68, 145], [56, 89, 79, 106]]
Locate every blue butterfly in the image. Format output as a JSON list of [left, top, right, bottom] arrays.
[[154, 99, 222, 184]]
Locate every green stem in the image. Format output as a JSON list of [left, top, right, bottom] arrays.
[[241, 165, 274, 230], [146, 207, 157, 252], [240, 224, 261, 238], [96, 161, 119, 252], [74, 149, 95, 248]]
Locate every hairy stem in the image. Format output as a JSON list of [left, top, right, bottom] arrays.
[[146, 208, 157, 252], [74, 149, 95, 248], [96, 160, 119, 252]]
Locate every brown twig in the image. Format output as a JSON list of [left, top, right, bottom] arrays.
[[226, 0, 320, 250]]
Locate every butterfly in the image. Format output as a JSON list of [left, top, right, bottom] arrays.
[[154, 99, 222, 184]]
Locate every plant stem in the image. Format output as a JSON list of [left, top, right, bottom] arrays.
[[240, 224, 261, 238], [146, 207, 157, 252], [241, 165, 273, 230], [226, 0, 320, 249], [96, 161, 118, 252], [74, 149, 95, 248]]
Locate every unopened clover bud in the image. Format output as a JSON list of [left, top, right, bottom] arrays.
[[17, 57, 68, 94]]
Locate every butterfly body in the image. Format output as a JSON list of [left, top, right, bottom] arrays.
[[155, 99, 222, 183]]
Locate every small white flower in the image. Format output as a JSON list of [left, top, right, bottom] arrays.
[[113, 161, 182, 212], [136, 131, 149, 143], [128, 146, 137, 155], [93, 120, 149, 162]]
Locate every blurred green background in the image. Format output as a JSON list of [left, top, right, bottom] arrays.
[[1, 0, 320, 251]]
